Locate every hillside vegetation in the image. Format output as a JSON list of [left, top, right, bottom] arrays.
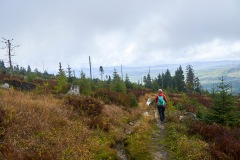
[[1, 61, 240, 159], [0, 88, 154, 159], [1, 83, 240, 159]]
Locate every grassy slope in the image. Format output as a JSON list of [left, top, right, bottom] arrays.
[[0, 89, 98, 159], [0, 89, 157, 159], [2, 88, 228, 160]]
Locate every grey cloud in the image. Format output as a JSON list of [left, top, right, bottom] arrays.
[[0, 0, 240, 72]]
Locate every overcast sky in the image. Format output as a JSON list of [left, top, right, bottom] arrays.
[[1, 0, 240, 73]]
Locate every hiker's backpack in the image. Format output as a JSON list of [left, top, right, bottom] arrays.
[[157, 96, 165, 106]]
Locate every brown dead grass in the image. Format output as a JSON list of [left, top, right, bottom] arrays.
[[0, 88, 143, 159], [0, 76, 158, 159], [100, 105, 129, 143], [0, 89, 97, 159]]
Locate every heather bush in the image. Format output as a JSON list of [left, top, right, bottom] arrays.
[[190, 122, 240, 159], [0, 105, 6, 145], [127, 88, 151, 100], [34, 82, 51, 95], [33, 79, 57, 94], [3, 78, 36, 91], [169, 93, 212, 112], [0, 106, 5, 125], [168, 93, 182, 105], [187, 93, 212, 107], [65, 95, 106, 129], [93, 89, 138, 108], [66, 95, 103, 116]]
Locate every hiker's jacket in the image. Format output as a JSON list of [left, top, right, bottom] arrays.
[[155, 93, 167, 105]]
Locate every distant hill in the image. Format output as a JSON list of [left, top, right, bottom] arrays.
[[78, 60, 240, 93], [193, 61, 240, 94]]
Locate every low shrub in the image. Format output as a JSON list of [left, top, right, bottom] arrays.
[[128, 93, 138, 108], [189, 122, 240, 159], [124, 118, 153, 160], [0, 106, 5, 125], [3, 78, 36, 91], [0, 105, 6, 145], [169, 93, 212, 114], [187, 93, 212, 108], [164, 123, 211, 159], [93, 89, 138, 108], [175, 103, 184, 110], [66, 95, 103, 117], [165, 102, 182, 123], [33, 79, 57, 94], [127, 88, 151, 100], [65, 95, 106, 130]]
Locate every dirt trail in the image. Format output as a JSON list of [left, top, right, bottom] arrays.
[[151, 108, 168, 160], [115, 93, 169, 160], [144, 93, 169, 160]]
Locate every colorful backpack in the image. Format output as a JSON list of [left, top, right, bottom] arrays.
[[157, 96, 165, 106]]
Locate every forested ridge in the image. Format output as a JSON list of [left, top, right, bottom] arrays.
[[0, 59, 204, 94]]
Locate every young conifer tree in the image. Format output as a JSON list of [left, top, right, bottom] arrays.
[[111, 68, 126, 93], [55, 62, 68, 93], [125, 73, 133, 89], [204, 77, 239, 126]]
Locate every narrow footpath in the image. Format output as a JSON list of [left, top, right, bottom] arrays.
[[114, 93, 169, 160], [150, 108, 168, 159], [145, 93, 169, 160]]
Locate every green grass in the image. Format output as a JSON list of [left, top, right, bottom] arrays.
[[163, 99, 212, 160], [124, 117, 154, 160]]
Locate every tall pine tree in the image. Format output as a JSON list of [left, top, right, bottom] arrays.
[[143, 73, 152, 89], [186, 65, 195, 92], [194, 77, 202, 93], [163, 69, 172, 89], [156, 73, 163, 89], [174, 65, 185, 92]]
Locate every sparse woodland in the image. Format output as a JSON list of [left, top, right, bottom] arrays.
[[0, 61, 240, 160]]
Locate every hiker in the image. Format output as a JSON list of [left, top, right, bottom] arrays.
[[155, 89, 168, 124]]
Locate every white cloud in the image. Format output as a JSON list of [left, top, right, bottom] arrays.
[[181, 39, 240, 61]]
